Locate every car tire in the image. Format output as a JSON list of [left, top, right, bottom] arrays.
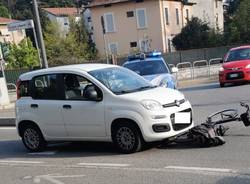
[[21, 125, 46, 152], [112, 123, 143, 154], [220, 83, 225, 87]]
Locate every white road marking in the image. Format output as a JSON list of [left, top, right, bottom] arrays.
[[78, 163, 130, 167], [0, 160, 44, 164], [0, 127, 16, 130], [32, 174, 86, 184], [28, 151, 57, 155], [165, 166, 236, 173]]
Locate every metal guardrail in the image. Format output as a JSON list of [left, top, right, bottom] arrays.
[[175, 58, 222, 81], [193, 60, 208, 79], [176, 62, 193, 79]]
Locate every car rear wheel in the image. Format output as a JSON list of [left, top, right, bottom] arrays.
[[112, 124, 143, 154], [21, 125, 46, 152]]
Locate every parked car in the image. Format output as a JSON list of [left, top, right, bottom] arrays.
[[219, 46, 250, 87], [16, 64, 193, 153], [123, 52, 178, 89]]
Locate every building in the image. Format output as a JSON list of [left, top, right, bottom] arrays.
[[0, 17, 26, 44], [192, 0, 224, 31], [87, 0, 194, 56], [42, 7, 81, 36]]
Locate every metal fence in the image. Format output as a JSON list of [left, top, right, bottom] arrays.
[[174, 58, 222, 80], [4, 68, 29, 87]]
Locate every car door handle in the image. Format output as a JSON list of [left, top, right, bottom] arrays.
[[30, 104, 38, 108], [63, 105, 72, 109]]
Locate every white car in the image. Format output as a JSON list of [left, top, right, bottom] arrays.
[[16, 64, 193, 153]]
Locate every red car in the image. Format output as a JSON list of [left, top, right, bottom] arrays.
[[219, 46, 250, 87]]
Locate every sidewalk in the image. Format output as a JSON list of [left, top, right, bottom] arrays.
[[178, 76, 218, 89]]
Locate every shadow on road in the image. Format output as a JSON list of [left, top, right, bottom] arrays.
[[0, 140, 122, 159], [216, 176, 250, 184]]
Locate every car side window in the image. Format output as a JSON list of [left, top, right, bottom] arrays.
[[63, 74, 101, 101], [32, 74, 58, 100]]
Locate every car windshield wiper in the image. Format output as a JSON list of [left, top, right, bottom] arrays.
[[116, 86, 156, 95]]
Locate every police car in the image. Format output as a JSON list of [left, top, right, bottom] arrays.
[[123, 52, 178, 89]]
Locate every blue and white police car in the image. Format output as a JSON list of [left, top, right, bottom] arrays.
[[123, 52, 178, 89]]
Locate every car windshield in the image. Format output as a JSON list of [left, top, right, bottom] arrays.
[[225, 48, 250, 62], [123, 59, 169, 76], [89, 67, 156, 95]]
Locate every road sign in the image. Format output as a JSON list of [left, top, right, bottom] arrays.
[[7, 19, 34, 32]]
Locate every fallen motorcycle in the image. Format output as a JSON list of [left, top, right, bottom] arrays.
[[165, 102, 250, 147]]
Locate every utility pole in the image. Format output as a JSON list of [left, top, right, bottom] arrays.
[[32, 0, 48, 68]]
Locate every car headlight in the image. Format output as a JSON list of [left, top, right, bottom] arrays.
[[246, 64, 250, 69], [141, 100, 163, 110], [160, 80, 168, 88], [219, 67, 224, 72]]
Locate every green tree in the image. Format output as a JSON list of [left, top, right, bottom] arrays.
[[172, 18, 210, 50], [0, 5, 10, 18], [226, 0, 250, 44], [44, 18, 97, 66], [6, 38, 39, 69]]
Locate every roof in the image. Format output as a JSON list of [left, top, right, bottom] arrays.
[[0, 17, 17, 25], [19, 64, 118, 80], [230, 45, 250, 51], [42, 7, 79, 17], [86, 0, 195, 8]]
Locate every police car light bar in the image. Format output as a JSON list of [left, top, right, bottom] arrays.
[[127, 51, 162, 61]]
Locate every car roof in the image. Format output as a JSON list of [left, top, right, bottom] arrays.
[[123, 57, 164, 65], [230, 45, 250, 51], [19, 63, 118, 81]]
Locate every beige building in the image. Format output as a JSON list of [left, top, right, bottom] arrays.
[[0, 17, 26, 44], [87, 0, 194, 56], [192, 0, 224, 31]]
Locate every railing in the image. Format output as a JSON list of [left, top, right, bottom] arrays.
[[174, 58, 223, 81]]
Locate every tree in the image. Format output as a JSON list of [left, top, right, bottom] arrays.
[[0, 5, 10, 18], [226, 0, 250, 44], [172, 18, 210, 50], [6, 38, 39, 69], [44, 18, 97, 66]]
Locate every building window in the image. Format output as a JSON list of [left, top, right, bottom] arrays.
[[186, 9, 189, 21], [176, 8, 180, 25], [109, 43, 118, 55], [87, 17, 91, 22], [130, 42, 137, 48], [216, 13, 219, 26], [165, 7, 169, 25], [127, 11, 134, 17], [139, 39, 150, 52], [136, 8, 147, 29], [215, 0, 218, 8], [104, 13, 115, 33]]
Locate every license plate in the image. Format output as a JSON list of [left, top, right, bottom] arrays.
[[230, 73, 238, 78], [175, 112, 191, 124]]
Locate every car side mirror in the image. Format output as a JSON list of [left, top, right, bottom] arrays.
[[171, 67, 179, 73], [84, 85, 101, 101]]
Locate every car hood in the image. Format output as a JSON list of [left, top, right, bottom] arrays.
[[223, 60, 250, 69], [120, 87, 185, 105], [143, 74, 174, 86]]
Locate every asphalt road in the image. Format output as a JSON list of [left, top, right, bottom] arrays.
[[0, 82, 250, 184]]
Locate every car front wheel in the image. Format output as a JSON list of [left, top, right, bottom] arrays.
[[21, 125, 46, 152], [112, 124, 143, 154]]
